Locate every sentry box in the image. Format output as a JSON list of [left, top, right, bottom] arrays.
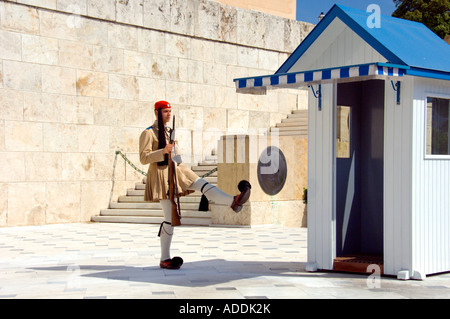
[[234, 5, 450, 280]]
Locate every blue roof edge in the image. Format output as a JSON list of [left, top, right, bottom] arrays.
[[407, 68, 450, 81], [234, 62, 409, 82], [277, 5, 405, 74], [277, 4, 450, 80]]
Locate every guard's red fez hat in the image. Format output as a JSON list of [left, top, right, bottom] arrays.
[[154, 100, 171, 110]]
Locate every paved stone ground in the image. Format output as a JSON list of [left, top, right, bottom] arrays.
[[1, 222, 450, 299]]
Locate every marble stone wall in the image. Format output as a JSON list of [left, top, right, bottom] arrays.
[[0, 0, 313, 226]]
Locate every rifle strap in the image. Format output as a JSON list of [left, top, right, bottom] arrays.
[[158, 221, 173, 237]]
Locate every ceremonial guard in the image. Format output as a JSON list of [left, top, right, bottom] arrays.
[[139, 101, 251, 269]]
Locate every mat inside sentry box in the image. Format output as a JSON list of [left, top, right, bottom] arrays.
[[333, 255, 383, 275]]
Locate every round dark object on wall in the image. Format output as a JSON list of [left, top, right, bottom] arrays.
[[257, 146, 287, 195]]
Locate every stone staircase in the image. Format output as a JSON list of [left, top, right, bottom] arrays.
[[270, 109, 308, 136], [91, 157, 218, 226]]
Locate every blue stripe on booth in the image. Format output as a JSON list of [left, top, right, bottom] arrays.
[[234, 63, 406, 91], [322, 69, 331, 80]]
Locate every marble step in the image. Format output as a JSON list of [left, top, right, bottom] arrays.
[[91, 215, 211, 226], [275, 121, 308, 127], [281, 117, 308, 123]]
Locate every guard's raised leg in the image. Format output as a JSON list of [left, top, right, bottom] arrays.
[[189, 178, 251, 213]]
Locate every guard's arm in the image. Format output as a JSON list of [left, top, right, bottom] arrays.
[[139, 130, 165, 165]]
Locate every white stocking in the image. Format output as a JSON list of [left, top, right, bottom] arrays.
[[159, 199, 173, 261], [188, 178, 233, 206]]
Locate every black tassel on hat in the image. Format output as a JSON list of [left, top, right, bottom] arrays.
[[157, 107, 169, 166]]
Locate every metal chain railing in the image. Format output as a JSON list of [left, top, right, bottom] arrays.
[[115, 150, 148, 176]]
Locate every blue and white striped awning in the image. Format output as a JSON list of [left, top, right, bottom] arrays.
[[234, 63, 409, 94]]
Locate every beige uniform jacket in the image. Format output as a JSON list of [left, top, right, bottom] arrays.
[[139, 120, 198, 202]]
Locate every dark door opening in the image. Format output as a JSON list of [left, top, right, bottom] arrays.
[[334, 80, 384, 273]]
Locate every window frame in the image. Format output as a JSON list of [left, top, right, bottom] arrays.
[[424, 92, 450, 160]]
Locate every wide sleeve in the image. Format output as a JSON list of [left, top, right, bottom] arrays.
[[139, 130, 165, 165]]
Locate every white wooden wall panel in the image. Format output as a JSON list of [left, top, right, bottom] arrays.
[[411, 78, 450, 276], [383, 77, 414, 276], [307, 83, 336, 270]]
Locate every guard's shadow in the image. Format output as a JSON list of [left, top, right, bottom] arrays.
[[30, 259, 330, 287]]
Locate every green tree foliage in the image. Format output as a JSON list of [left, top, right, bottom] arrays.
[[392, 0, 450, 38]]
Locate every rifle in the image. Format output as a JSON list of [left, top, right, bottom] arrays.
[[168, 115, 181, 226]]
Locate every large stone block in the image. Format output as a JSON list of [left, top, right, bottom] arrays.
[[92, 46, 123, 73], [190, 83, 215, 107], [94, 152, 125, 181], [218, 5, 237, 43], [211, 200, 306, 227], [42, 65, 76, 95], [165, 33, 190, 58], [62, 153, 96, 181], [110, 127, 140, 153], [108, 23, 138, 51], [25, 152, 62, 181], [0, 120, 4, 152], [0, 183, 6, 226], [80, 181, 111, 221], [151, 54, 179, 80], [0, 152, 25, 182], [39, 9, 78, 41], [227, 109, 249, 132], [24, 92, 59, 123], [22, 34, 58, 65], [236, 9, 265, 48], [212, 134, 307, 227], [124, 100, 155, 127], [5, 121, 43, 152], [60, 96, 94, 125], [264, 15, 285, 51], [43, 123, 77, 152], [76, 70, 108, 97], [78, 125, 110, 153], [165, 80, 190, 105], [195, 0, 219, 40], [143, 0, 170, 31], [123, 50, 153, 77], [93, 98, 124, 126], [109, 74, 139, 100], [75, 17, 109, 46], [0, 30, 22, 60], [0, 60, 3, 89], [7, 183, 46, 226], [58, 40, 93, 69], [3, 60, 41, 92], [0, 89, 23, 121], [0, 2, 40, 34], [170, 0, 195, 36], [116, 0, 143, 26], [45, 182, 81, 223], [87, 0, 116, 21]]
